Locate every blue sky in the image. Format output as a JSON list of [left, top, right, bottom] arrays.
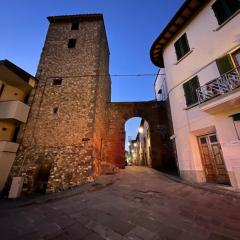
[[0, 0, 184, 146]]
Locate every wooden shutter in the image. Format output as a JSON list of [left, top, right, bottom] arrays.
[[183, 76, 199, 106], [174, 33, 190, 60], [174, 40, 182, 60], [212, 0, 240, 25], [181, 33, 190, 56], [216, 55, 234, 75], [212, 0, 227, 25]]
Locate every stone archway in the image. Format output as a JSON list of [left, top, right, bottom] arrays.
[[103, 101, 171, 170]]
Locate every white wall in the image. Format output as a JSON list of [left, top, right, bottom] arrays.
[[154, 68, 168, 101], [162, 0, 240, 188]]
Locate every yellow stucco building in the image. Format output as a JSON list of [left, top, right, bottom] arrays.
[[0, 60, 37, 193]]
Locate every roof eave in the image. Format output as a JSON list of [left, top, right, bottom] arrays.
[[150, 0, 210, 68]]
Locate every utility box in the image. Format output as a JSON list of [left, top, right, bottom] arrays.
[[8, 177, 24, 198]]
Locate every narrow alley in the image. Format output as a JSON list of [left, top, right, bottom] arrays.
[[1, 167, 240, 240]]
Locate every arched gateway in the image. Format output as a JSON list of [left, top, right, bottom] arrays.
[[6, 14, 176, 194], [104, 101, 171, 170]]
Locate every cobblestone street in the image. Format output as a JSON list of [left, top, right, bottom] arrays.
[[1, 167, 240, 240]]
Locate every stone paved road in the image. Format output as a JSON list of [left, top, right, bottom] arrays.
[[1, 167, 240, 240]]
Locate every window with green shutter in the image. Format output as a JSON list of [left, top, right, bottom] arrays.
[[183, 76, 200, 107], [212, 0, 240, 25], [216, 54, 234, 75], [174, 33, 190, 60]]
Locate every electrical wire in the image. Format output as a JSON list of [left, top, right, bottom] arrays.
[[45, 73, 165, 79]]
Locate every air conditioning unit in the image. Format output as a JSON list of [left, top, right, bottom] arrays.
[[8, 177, 24, 198]]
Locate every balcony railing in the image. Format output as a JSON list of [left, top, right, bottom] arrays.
[[197, 67, 240, 104]]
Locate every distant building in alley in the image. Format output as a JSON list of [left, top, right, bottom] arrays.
[[150, 0, 240, 190], [136, 119, 152, 167], [0, 60, 37, 192]]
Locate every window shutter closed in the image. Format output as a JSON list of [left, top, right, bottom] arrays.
[[212, 0, 240, 25], [183, 81, 192, 106], [212, 0, 226, 24], [174, 41, 182, 60], [216, 55, 234, 75], [183, 76, 199, 106], [190, 76, 200, 104]]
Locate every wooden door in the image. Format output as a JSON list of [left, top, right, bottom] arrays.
[[198, 133, 230, 185]]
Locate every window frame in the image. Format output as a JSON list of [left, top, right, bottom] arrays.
[[52, 78, 63, 86], [183, 76, 200, 107], [68, 39, 76, 49], [71, 22, 79, 30], [212, 0, 240, 25], [174, 33, 190, 61]]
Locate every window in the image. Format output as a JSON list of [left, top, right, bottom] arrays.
[[0, 84, 5, 96], [53, 107, 58, 114], [52, 78, 62, 85], [212, 0, 240, 25], [71, 22, 79, 30], [174, 33, 190, 60], [216, 54, 234, 75], [2, 128, 7, 131], [68, 39, 76, 48], [183, 76, 200, 107]]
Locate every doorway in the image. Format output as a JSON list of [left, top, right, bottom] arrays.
[[198, 133, 230, 185]]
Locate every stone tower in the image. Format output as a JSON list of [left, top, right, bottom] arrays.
[[11, 14, 111, 193]]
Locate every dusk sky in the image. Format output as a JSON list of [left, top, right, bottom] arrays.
[[0, 0, 184, 146]]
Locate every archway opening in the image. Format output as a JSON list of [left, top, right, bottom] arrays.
[[125, 117, 152, 167]]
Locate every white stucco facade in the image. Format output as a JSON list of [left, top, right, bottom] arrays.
[[154, 68, 168, 102], [162, 1, 240, 189]]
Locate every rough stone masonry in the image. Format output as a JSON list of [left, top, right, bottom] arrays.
[[9, 14, 171, 194]]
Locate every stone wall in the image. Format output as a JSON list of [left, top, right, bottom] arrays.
[[10, 15, 111, 193], [8, 14, 173, 194], [104, 101, 171, 170]]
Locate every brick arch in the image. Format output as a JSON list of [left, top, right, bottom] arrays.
[[103, 101, 171, 170]]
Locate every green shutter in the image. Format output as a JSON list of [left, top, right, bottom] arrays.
[[216, 55, 234, 75], [174, 33, 190, 60], [212, 0, 240, 25], [190, 76, 200, 104], [212, 0, 227, 24], [183, 76, 199, 107], [174, 41, 182, 60], [232, 113, 240, 121]]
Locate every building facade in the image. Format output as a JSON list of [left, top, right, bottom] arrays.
[[151, 0, 240, 189], [9, 14, 111, 193], [0, 60, 37, 192], [137, 119, 152, 167], [154, 68, 168, 102]]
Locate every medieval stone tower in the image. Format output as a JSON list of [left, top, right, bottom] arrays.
[[11, 14, 111, 193]]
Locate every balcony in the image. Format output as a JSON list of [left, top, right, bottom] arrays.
[[197, 67, 240, 114], [0, 141, 19, 153], [0, 100, 30, 123]]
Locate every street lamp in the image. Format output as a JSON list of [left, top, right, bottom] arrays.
[[138, 127, 144, 134]]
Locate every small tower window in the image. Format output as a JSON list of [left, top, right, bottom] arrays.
[[68, 39, 76, 48], [52, 78, 62, 85], [53, 107, 59, 114], [71, 22, 79, 30], [2, 128, 7, 131]]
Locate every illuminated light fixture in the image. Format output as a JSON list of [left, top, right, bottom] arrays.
[[138, 127, 144, 134], [134, 143, 137, 147], [131, 150, 135, 153]]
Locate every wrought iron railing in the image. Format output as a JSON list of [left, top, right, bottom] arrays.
[[197, 67, 240, 104]]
